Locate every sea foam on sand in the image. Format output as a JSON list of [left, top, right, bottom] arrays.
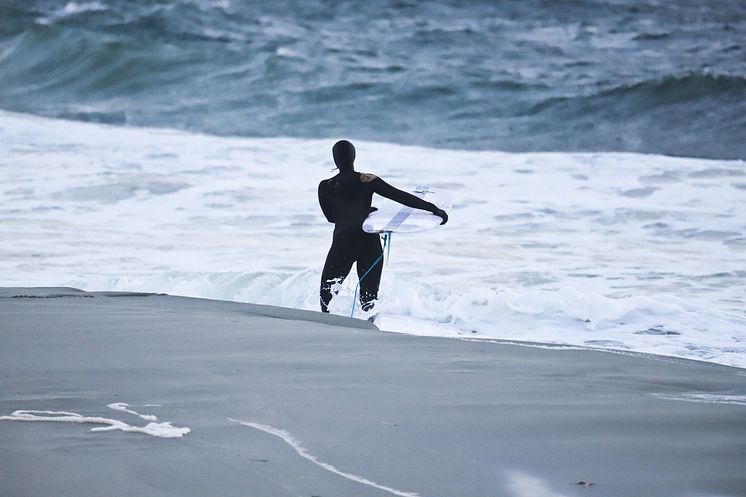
[[0, 403, 190, 438]]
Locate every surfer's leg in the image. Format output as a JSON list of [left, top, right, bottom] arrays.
[[356, 233, 383, 312], [320, 237, 354, 312]]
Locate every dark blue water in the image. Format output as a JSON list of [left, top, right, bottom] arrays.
[[1, 0, 745, 159]]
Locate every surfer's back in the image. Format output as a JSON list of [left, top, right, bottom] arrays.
[[318, 172, 377, 233]]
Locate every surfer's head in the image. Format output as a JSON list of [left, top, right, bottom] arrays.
[[332, 140, 356, 171]]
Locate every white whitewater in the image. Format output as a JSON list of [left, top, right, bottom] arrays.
[[1, 111, 744, 367]]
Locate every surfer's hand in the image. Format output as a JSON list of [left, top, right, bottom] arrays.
[[434, 208, 448, 225]]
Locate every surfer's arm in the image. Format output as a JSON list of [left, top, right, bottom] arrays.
[[318, 181, 335, 223], [371, 177, 439, 213], [370, 177, 448, 225]]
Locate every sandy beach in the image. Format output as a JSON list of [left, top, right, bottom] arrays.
[[1, 287, 744, 497]]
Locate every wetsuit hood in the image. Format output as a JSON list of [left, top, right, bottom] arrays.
[[332, 140, 356, 171]]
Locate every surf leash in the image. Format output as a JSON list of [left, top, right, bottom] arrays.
[[351, 231, 392, 318]]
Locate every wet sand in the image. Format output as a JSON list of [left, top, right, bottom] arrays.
[[1, 287, 744, 497]]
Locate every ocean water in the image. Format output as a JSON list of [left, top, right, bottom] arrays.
[[0, 1, 744, 368], [1, 111, 744, 368], [1, 0, 745, 159]]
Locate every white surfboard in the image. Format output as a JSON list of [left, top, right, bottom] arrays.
[[363, 186, 452, 234]]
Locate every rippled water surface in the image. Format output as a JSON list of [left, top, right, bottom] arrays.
[[1, 0, 745, 158]]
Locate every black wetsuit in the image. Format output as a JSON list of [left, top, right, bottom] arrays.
[[318, 171, 439, 312]]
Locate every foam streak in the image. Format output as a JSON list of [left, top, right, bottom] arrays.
[[651, 393, 746, 406], [0, 406, 190, 438], [108, 402, 158, 421], [229, 418, 418, 497]]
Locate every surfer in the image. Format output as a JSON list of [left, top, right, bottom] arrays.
[[318, 140, 448, 313]]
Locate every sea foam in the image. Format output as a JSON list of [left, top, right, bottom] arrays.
[[0, 403, 190, 438], [230, 418, 419, 497], [1, 111, 744, 367]]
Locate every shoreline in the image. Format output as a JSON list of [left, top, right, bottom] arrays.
[[2, 286, 745, 496], [7, 287, 741, 372], [7, 287, 746, 374]]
